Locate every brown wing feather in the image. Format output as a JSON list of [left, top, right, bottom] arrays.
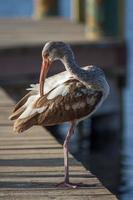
[[13, 92, 31, 112], [9, 90, 37, 120], [36, 79, 103, 126], [13, 79, 103, 133], [13, 112, 39, 133]]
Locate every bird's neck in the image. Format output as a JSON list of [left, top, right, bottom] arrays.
[[62, 55, 85, 80], [61, 55, 96, 86]]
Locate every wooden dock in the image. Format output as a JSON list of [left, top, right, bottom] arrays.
[[0, 18, 126, 86], [0, 17, 124, 198], [0, 87, 118, 200]]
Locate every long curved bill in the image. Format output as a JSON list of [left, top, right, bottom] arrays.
[[39, 55, 50, 96]]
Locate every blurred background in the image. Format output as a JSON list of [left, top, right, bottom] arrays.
[[0, 0, 132, 199]]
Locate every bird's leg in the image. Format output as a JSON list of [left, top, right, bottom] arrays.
[[64, 121, 76, 184], [57, 121, 78, 188]]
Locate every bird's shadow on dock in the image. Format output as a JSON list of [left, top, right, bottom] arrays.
[[0, 156, 101, 189], [0, 181, 102, 190], [0, 168, 101, 189]]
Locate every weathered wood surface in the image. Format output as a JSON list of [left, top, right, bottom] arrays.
[[0, 18, 126, 85], [0, 17, 125, 48], [0, 87, 117, 199], [0, 18, 85, 48]]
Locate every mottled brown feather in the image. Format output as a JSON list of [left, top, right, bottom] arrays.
[[13, 92, 31, 112], [13, 113, 39, 133], [35, 79, 103, 126], [9, 106, 25, 120], [12, 79, 103, 133], [9, 90, 37, 120]]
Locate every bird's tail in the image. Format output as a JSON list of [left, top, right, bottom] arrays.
[[9, 89, 40, 133], [9, 106, 25, 121], [13, 113, 38, 133], [9, 92, 31, 121]]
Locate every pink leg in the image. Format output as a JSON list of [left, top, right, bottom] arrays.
[[57, 121, 78, 188]]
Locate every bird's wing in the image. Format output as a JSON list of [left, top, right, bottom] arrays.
[[35, 79, 103, 125], [10, 65, 89, 120], [13, 78, 103, 133]]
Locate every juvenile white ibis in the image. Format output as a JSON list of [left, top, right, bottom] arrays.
[[9, 41, 110, 188]]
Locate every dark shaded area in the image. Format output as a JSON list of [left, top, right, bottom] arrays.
[[0, 181, 101, 189]]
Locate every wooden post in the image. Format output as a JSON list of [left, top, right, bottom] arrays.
[[85, 0, 105, 40], [34, 0, 58, 19], [118, 0, 125, 38], [85, 0, 123, 40], [71, 0, 85, 22]]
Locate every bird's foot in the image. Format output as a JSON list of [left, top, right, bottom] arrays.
[[56, 181, 79, 189]]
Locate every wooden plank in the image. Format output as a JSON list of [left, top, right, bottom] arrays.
[[0, 88, 117, 199], [0, 18, 85, 48], [0, 166, 85, 173], [0, 189, 116, 198], [0, 18, 125, 48], [0, 195, 116, 200]]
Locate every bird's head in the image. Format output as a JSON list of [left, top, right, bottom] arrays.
[[39, 41, 73, 96], [42, 41, 73, 62]]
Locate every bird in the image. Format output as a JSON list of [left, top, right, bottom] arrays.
[[9, 41, 110, 188]]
